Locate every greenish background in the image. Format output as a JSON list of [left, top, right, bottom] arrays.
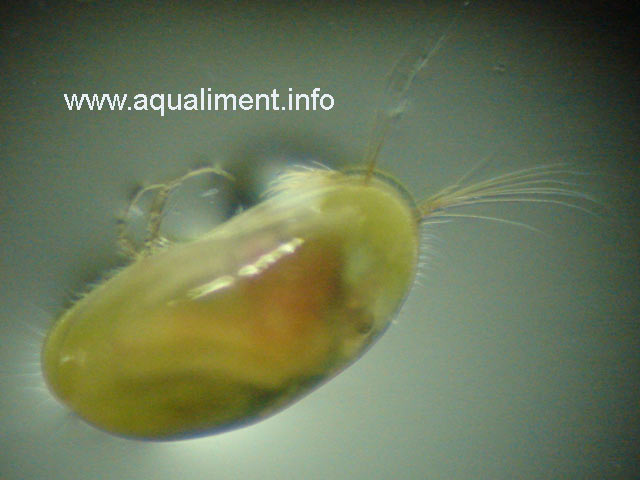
[[1, 1, 638, 479]]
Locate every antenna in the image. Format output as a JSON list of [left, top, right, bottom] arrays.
[[364, 1, 473, 182]]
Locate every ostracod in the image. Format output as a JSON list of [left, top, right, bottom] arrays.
[[41, 3, 591, 440]]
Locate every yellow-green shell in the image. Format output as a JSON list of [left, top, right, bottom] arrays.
[[41, 169, 419, 440]]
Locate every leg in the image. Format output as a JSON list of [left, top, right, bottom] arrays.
[[117, 165, 233, 258]]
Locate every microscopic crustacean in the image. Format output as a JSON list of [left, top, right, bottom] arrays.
[[40, 3, 593, 440]]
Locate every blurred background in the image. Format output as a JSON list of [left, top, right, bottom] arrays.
[[1, 1, 638, 479]]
